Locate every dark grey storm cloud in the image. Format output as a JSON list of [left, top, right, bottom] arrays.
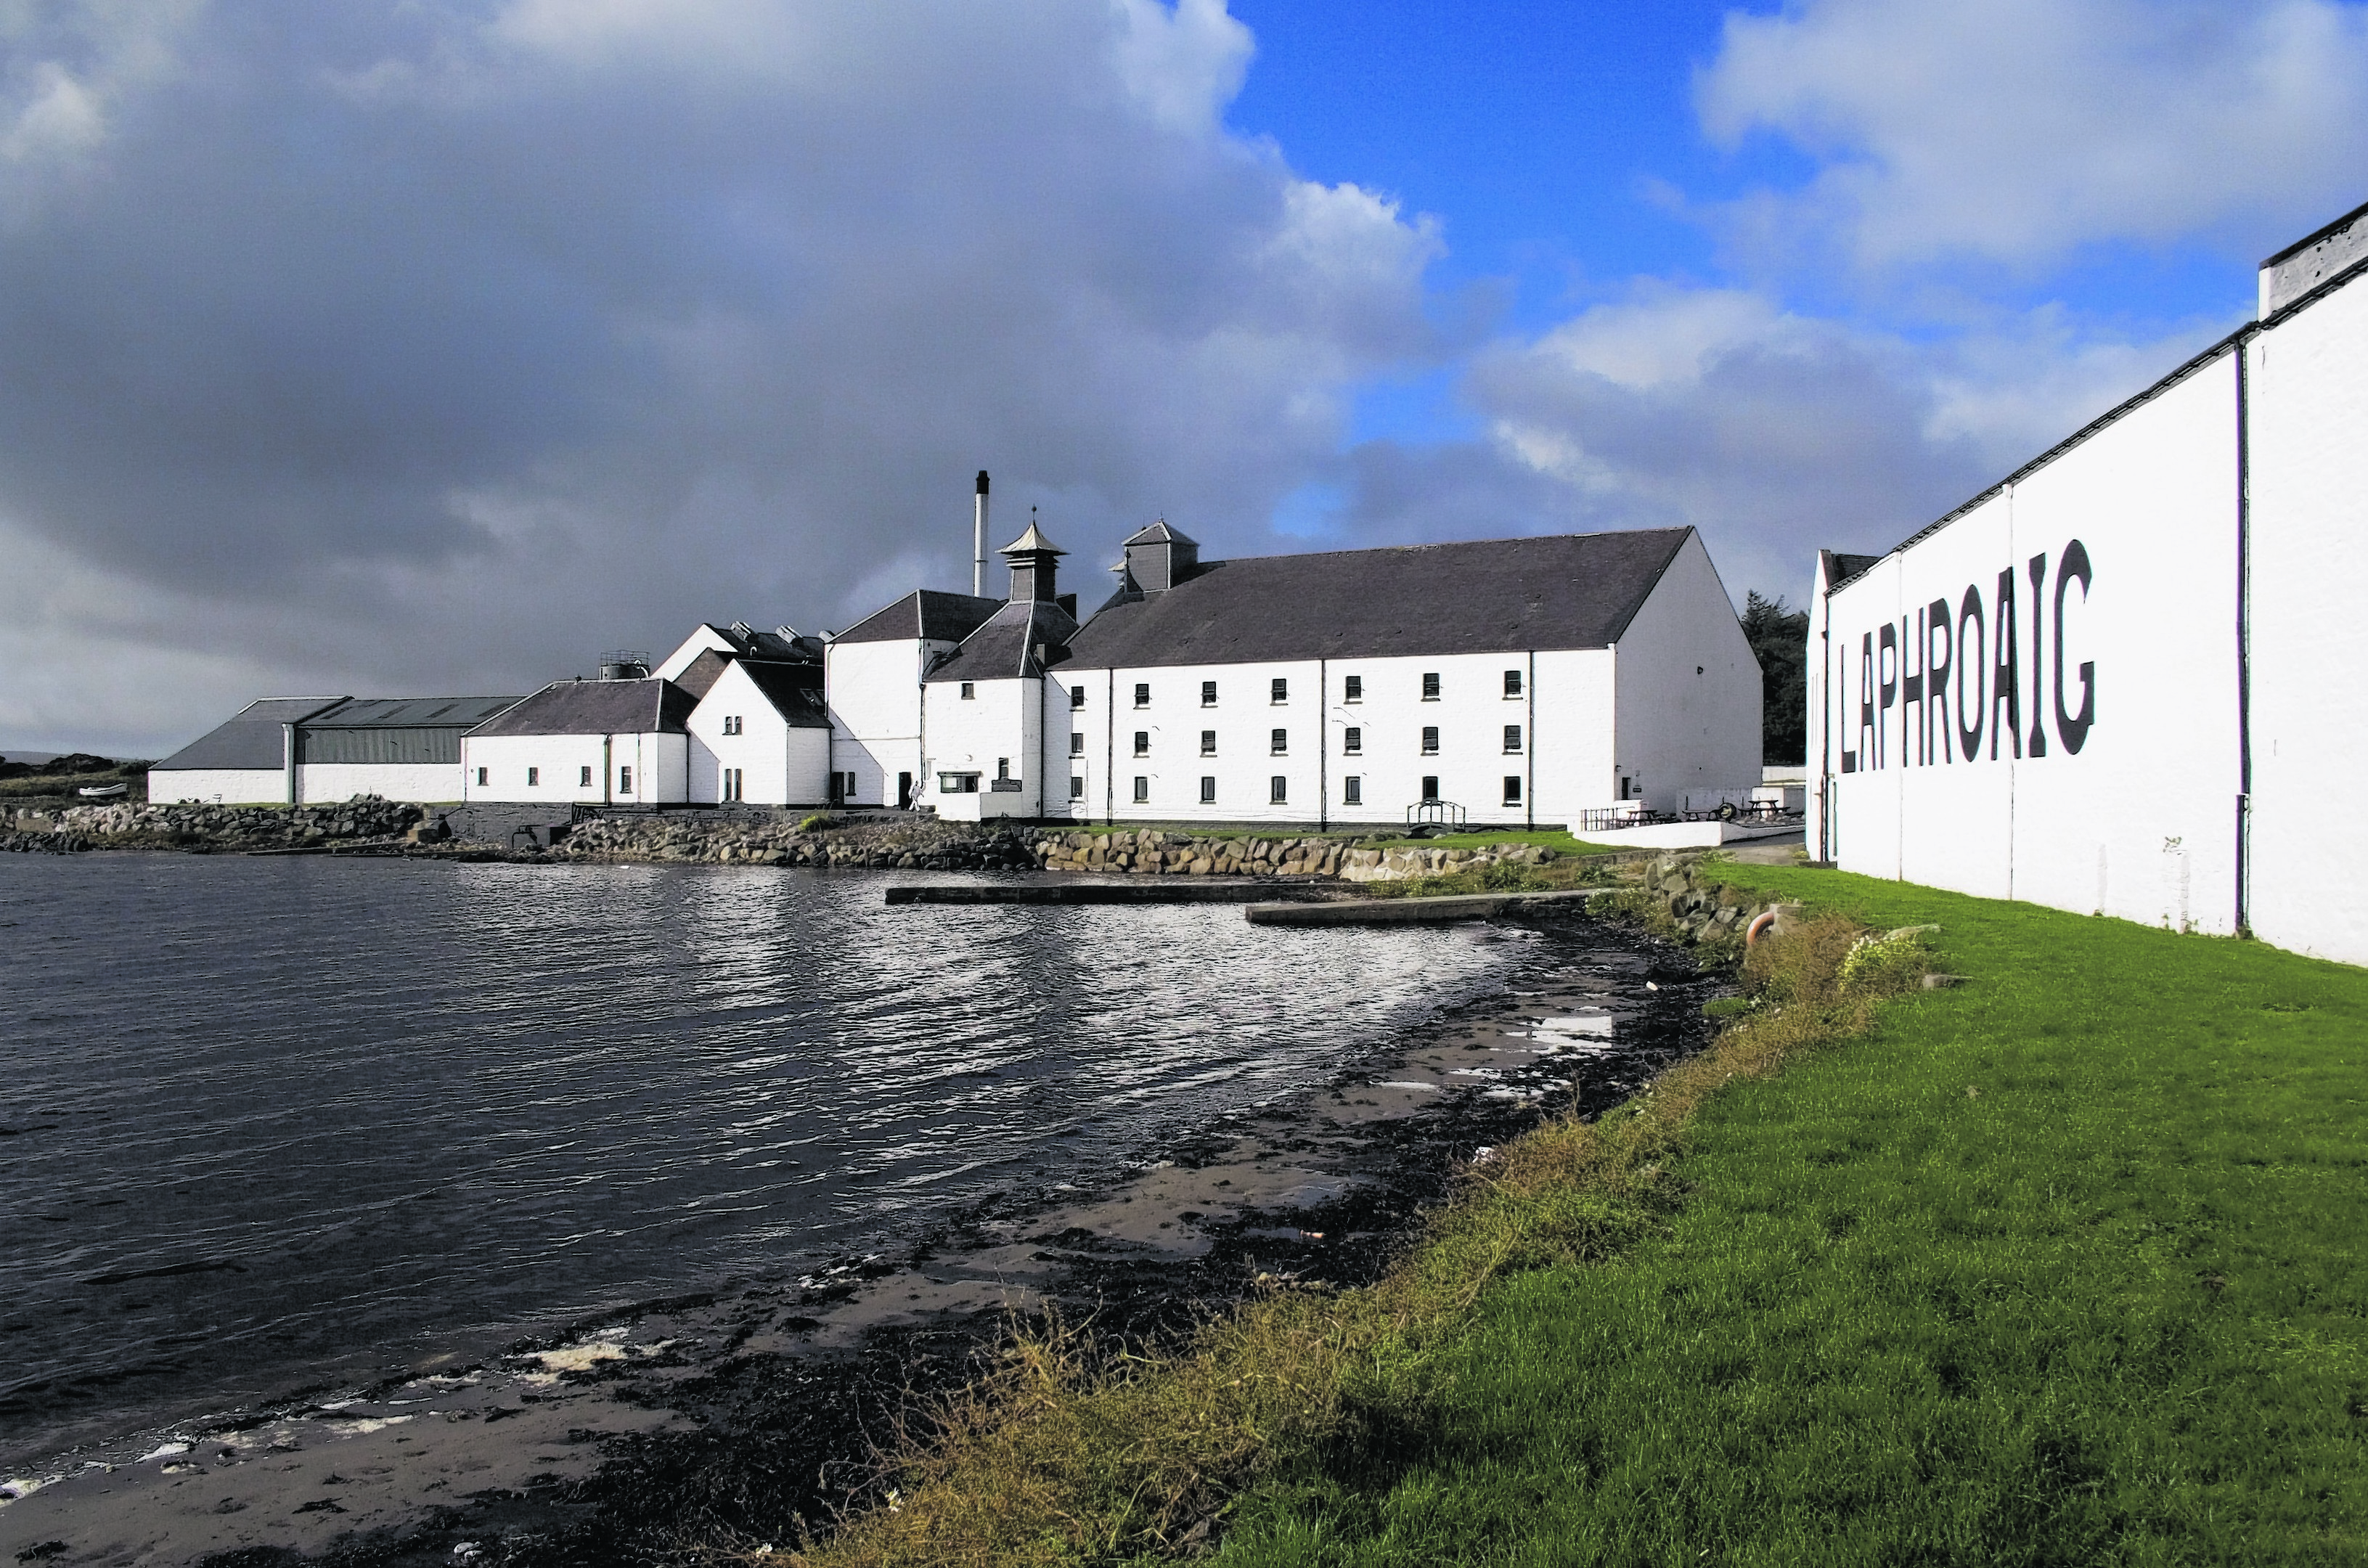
[[0, 0, 1440, 748]]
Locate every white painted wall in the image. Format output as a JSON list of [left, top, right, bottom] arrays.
[[826, 637, 958, 807], [149, 768, 286, 804], [685, 661, 832, 806], [655, 626, 737, 680], [297, 762, 465, 802], [2247, 270, 2368, 967], [462, 732, 687, 804], [1048, 650, 1621, 829], [922, 675, 1045, 820], [1611, 531, 1762, 813], [1814, 351, 2244, 932]]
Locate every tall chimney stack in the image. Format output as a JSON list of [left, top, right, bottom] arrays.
[[973, 470, 990, 597]]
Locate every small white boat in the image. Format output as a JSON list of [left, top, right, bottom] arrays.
[[76, 783, 128, 799]]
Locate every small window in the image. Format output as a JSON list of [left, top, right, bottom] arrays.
[[1070, 732, 1085, 756], [1069, 775, 1085, 800], [1269, 775, 1287, 804], [1503, 669, 1522, 698], [1133, 730, 1150, 756], [1503, 775, 1522, 806], [1270, 677, 1288, 704], [580, 765, 593, 787], [1199, 775, 1217, 804], [1344, 674, 1363, 703], [1421, 775, 1439, 801], [527, 766, 539, 786], [1342, 775, 1363, 805], [619, 765, 634, 793], [1421, 671, 1440, 700], [1200, 730, 1217, 756], [1270, 728, 1287, 755], [1134, 682, 1151, 707], [938, 771, 982, 793], [724, 714, 743, 735], [475, 766, 487, 786], [1132, 775, 1149, 803], [1343, 727, 1362, 755], [997, 757, 1011, 780], [1503, 724, 1522, 754], [1421, 725, 1439, 754], [1201, 680, 1217, 706], [1071, 685, 1087, 709], [960, 682, 975, 700]]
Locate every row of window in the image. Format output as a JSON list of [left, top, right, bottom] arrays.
[[1024, 670, 1532, 709], [1079, 775, 1527, 807], [476, 764, 633, 791], [1093, 724, 1524, 757]]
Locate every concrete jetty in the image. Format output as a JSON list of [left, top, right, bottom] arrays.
[[1243, 888, 1617, 925], [886, 880, 1334, 906]]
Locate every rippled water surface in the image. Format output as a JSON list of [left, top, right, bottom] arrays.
[[0, 854, 1528, 1461]]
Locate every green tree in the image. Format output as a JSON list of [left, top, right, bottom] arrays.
[[1741, 591, 1810, 766]]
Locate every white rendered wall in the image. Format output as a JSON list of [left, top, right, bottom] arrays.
[[150, 768, 287, 804], [297, 762, 465, 803], [1818, 353, 2243, 932], [1610, 531, 1762, 813], [922, 676, 1044, 820], [655, 626, 737, 680], [686, 662, 832, 806], [462, 733, 686, 804], [1050, 651, 1612, 829], [827, 638, 958, 807], [2247, 273, 2368, 967]]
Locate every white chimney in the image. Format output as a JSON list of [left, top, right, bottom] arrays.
[[973, 470, 990, 596]]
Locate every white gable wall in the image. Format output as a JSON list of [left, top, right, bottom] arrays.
[[827, 637, 959, 808], [1610, 530, 1762, 814], [922, 674, 1047, 820], [655, 627, 738, 681], [686, 661, 831, 806]]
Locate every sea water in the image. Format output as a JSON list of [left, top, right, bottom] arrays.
[[0, 852, 1524, 1464]]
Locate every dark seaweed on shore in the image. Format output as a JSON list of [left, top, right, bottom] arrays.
[[192, 910, 1718, 1568]]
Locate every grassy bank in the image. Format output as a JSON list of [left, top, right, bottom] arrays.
[[1213, 868, 2368, 1564]]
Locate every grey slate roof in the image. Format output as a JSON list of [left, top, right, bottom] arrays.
[[673, 649, 733, 701], [1826, 552, 1885, 592], [466, 679, 695, 738], [303, 696, 523, 729], [920, 600, 1081, 683], [736, 660, 832, 727], [153, 698, 349, 772], [1062, 528, 1694, 670], [835, 589, 1004, 645]]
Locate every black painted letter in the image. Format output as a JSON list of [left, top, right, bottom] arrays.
[[2054, 539, 2094, 754]]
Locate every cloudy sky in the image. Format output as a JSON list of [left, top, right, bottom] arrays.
[[4, 0, 2365, 756]]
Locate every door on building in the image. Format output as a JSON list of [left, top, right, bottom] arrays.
[[897, 771, 913, 809]]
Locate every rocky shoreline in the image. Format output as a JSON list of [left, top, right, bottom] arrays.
[[19, 801, 1567, 883], [0, 901, 1726, 1568]]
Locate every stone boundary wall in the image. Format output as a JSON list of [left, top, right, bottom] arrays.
[[1032, 829, 1549, 882]]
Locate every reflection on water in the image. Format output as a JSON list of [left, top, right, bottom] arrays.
[[0, 854, 1519, 1460]]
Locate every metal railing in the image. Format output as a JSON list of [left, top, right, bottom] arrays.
[[1405, 799, 1468, 828]]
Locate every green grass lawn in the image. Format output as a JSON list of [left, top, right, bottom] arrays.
[[1213, 870, 2368, 1566], [1361, 827, 1625, 856]]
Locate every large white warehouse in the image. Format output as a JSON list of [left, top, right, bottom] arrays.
[[1810, 197, 2368, 968]]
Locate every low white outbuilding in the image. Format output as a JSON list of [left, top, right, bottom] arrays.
[[677, 650, 834, 805], [461, 678, 695, 805], [149, 695, 522, 804]]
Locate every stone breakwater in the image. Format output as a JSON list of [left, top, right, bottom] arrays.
[[552, 815, 1040, 871], [1029, 829, 1550, 882], [38, 799, 428, 851]]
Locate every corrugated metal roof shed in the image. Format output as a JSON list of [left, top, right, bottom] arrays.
[[152, 698, 348, 772], [303, 696, 522, 729]]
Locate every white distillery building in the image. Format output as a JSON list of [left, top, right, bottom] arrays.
[[823, 587, 1006, 809], [149, 695, 522, 804], [897, 514, 1761, 828], [1809, 197, 2368, 968]]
